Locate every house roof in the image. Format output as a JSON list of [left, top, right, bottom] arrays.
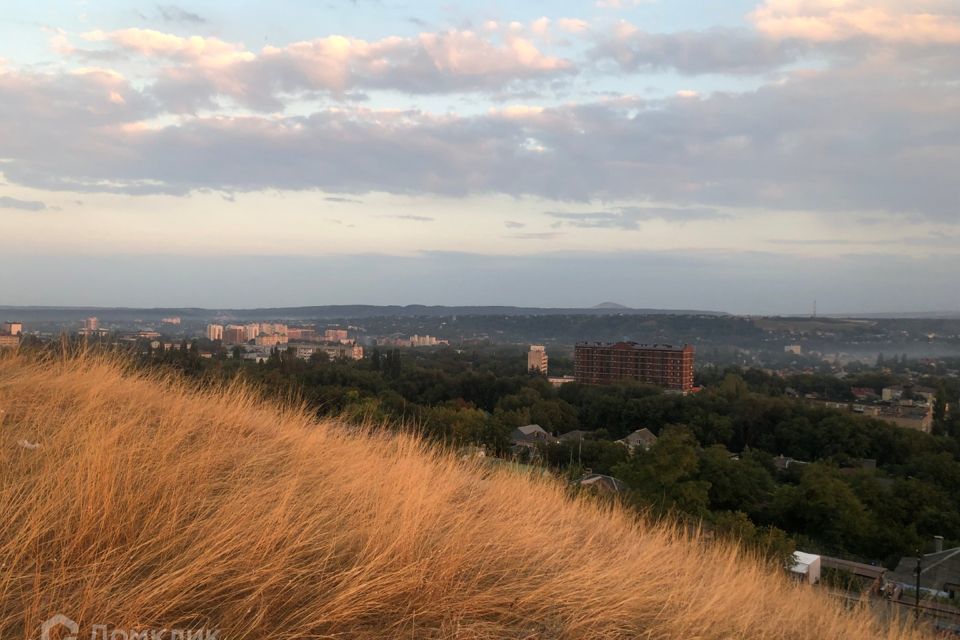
[[516, 424, 547, 436], [511, 424, 552, 445], [622, 428, 658, 447], [575, 473, 627, 493], [890, 547, 960, 591], [774, 455, 809, 470], [576, 341, 692, 353], [558, 430, 590, 442]]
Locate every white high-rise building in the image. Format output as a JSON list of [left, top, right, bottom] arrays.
[[244, 323, 261, 341], [527, 345, 548, 375], [84, 317, 99, 332], [206, 324, 224, 341]]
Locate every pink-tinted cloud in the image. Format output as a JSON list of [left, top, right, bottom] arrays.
[[74, 26, 574, 110], [753, 0, 960, 44], [557, 19, 591, 34], [2, 56, 957, 222], [82, 28, 252, 64]]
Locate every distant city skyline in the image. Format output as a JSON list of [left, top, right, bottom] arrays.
[[0, 1, 958, 312]]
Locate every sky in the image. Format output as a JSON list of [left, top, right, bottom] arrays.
[[0, 0, 958, 314]]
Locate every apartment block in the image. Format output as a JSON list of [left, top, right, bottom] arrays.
[[206, 324, 224, 341], [527, 345, 549, 375], [574, 342, 695, 392]]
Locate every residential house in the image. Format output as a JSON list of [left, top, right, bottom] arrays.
[[620, 428, 658, 452], [511, 424, 552, 445], [510, 424, 554, 461], [774, 455, 809, 472]]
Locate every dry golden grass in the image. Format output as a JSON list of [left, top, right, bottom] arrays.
[[0, 353, 932, 639]]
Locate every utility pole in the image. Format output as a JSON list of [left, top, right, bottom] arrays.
[[915, 550, 922, 621]]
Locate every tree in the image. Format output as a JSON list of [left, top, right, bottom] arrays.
[[699, 445, 775, 514], [386, 349, 402, 378], [771, 464, 870, 554], [529, 399, 579, 434], [613, 425, 711, 517], [718, 373, 749, 400], [933, 384, 949, 435], [711, 511, 795, 566]]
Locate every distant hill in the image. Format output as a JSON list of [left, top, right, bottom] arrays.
[[0, 304, 727, 323], [826, 312, 960, 319], [592, 301, 631, 310], [0, 353, 928, 639]]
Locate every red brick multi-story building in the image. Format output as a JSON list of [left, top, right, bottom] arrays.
[[574, 342, 695, 392]]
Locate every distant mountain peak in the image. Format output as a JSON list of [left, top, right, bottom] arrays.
[[593, 302, 631, 309]]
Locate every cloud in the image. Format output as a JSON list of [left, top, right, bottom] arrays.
[[504, 232, 564, 240], [752, 0, 960, 44], [1, 30, 958, 221], [392, 214, 434, 222], [547, 206, 728, 229], [504, 220, 526, 229], [325, 196, 362, 203], [591, 24, 803, 75], [770, 233, 960, 249], [592, 7, 960, 77], [596, 0, 653, 8], [557, 19, 590, 34], [768, 238, 896, 246], [0, 196, 47, 211], [156, 5, 207, 25], [0, 67, 153, 168], [81, 29, 250, 65], [73, 27, 575, 110]]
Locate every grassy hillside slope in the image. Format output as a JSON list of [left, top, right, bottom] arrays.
[[0, 354, 927, 639]]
